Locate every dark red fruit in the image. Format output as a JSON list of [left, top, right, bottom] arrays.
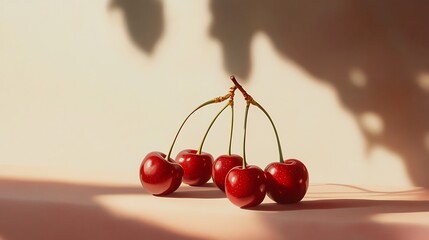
[[265, 159, 309, 204], [212, 154, 243, 191], [175, 149, 213, 186], [225, 165, 267, 208], [139, 151, 183, 196]]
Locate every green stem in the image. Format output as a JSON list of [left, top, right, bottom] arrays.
[[252, 100, 284, 163], [228, 104, 234, 155], [166, 99, 216, 160], [197, 102, 230, 154], [242, 103, 250, 168]]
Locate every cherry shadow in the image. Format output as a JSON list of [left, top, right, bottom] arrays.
[[163, 190, 225, 199], [191, 182, 217, 188], [251, 198, 429, 212], [162, 184, 226, 199], [305, 183, 427, 197], [209, 0, 429, 187], [0, 178, 203, 240], [109, 0, 164, 54]]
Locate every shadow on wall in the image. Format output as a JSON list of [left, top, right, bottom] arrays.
[[109, 0, 163, 54], [0, 179, 202, 240], [209, 0, 429, 187]]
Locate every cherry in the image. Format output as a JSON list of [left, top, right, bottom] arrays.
[[225, 165, 267, 208], [212, 154, 243, 191], [225, 102, 266, 208], [175, 149, 214, 186], [212, 92, 242, 191], [265, 159, 309, 204], [139, 151, 183, 196]]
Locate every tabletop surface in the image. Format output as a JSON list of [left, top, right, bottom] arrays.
[[1, 172, 428, 240]]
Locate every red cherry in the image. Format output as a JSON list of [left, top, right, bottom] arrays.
[[225, 165, 267, 208], [265, 159, 309, 204], [175, 149, 214, 186], [139, 151, 184, 196], [212, 154, 243, 191]]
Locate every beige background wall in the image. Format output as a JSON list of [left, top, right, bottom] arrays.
[[1, 0, 428, 187]]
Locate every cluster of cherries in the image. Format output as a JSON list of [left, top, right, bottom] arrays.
[[140, 76, 309, 208]]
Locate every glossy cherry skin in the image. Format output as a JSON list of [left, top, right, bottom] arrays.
[[139, 151, 184, 196], [265, 159, 309, 204], [225, 165, 267, 208], [175, 149, 214, 186], [212, 154, 243, 191]]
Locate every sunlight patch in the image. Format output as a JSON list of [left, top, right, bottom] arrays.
[[349, 67, 367, 88], [368, 146, 412, 186], [424, 132, 429, 152], [360, 112, 384, 136], [417, 73, 429, 93]]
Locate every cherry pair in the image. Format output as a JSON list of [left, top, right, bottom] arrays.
[[140, 88, 235, 195], [223, 156, 309, 208], [139, 149, 212, 195]]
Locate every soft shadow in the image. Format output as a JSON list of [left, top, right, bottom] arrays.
[[320, 183, 426, 195], [210, 0, 429, 186], [109, 0, 163, 54], [0, 178, 203, 240], [163, 185, 226, 199], [251, 199, 429, 212], [304, 184, 427, 198], [191, 182, 217, 188]]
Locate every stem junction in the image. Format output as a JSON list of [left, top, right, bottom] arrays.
[[230, 75, 284, 163]]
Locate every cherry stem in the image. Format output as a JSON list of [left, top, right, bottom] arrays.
[[228, 103, 234, 155], [197, 102, 230, 155], [242, 103, 250, 168], [166, 97, 224, 160], [230, 75, 284, 163], [252, 100, 284, 163]]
